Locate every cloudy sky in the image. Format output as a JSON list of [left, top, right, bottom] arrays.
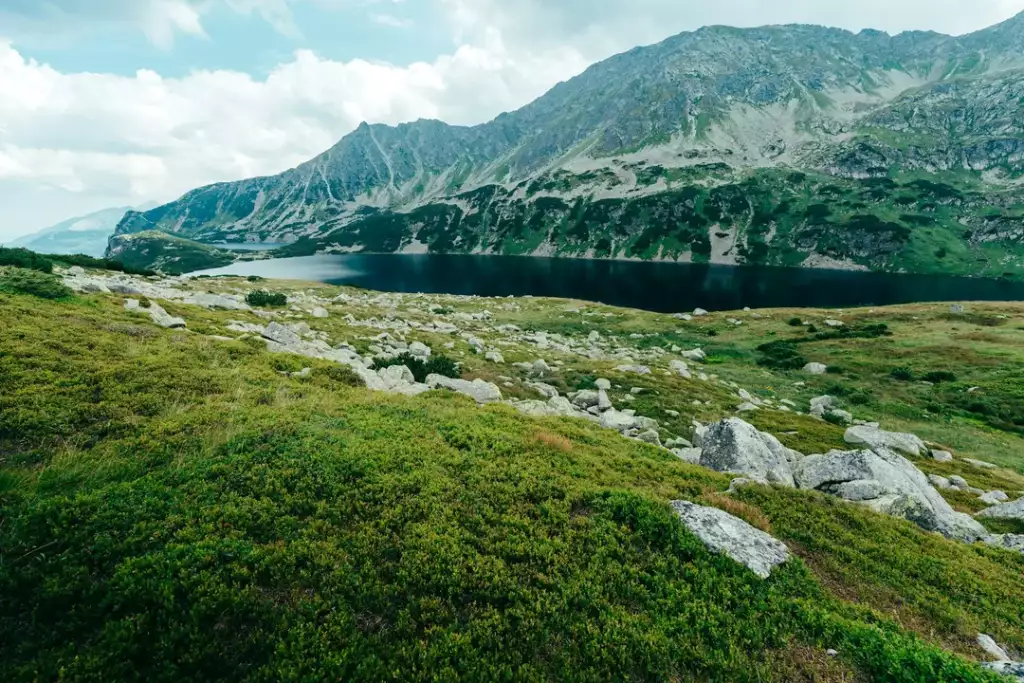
[[2, 0, 1023, 241]]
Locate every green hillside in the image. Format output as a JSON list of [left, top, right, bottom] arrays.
[[2, 260, 1023, 681]]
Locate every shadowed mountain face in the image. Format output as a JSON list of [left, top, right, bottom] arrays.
[[114, 13, 1024, 279]]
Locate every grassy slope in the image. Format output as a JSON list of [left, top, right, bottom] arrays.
[[2, 267, 1024, 682]]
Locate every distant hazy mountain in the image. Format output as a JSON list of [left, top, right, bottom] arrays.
[[115, 12, 1024, 278], [13, 203, 158, 257]]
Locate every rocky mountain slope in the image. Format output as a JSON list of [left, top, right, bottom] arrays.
[[3, 258, 1024, 680], [11, 205, 139, 257], [113, 13, 1024, 277]]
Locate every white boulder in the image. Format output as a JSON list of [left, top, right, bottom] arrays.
[[670, 500, 790, 579]]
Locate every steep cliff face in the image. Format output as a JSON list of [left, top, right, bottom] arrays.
[[113, 12, 1024, 277]]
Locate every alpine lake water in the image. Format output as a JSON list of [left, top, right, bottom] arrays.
[[193, 253, 1024, 313]]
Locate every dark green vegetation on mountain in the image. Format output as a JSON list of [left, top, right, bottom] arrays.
[[106, 231, 237, 275], [2, 260, 1024, 681], [113, 14, 1024, 276]]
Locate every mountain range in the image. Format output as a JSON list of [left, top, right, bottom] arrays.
[[112, 13, 1024, 278], [11, 203, 157, 257]]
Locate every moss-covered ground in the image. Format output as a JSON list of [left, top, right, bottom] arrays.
[[2, 265, 1023, 682]]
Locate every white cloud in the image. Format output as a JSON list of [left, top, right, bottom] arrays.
[[370, 13, 413, 28], [442, 0, 1024, 61], [2, 0, 1023, 240], [0, 38, 587, 225]]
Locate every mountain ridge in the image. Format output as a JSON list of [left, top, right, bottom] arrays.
[[113, 12, 1024, 277]]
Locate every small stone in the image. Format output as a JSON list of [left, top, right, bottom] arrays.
[[931, 450, 953, 462], [963, 457, 997, 469], [693, 308, 709, 317], [803, 362, 828, 375], [311, 306, 329, 319], [484, 350, 505, 364], [595, 378, 611, 391]]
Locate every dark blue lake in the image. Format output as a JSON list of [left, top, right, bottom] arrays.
[[193, 254, 1024, 313]]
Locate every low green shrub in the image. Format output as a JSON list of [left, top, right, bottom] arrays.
[[756, 340, 808, 370], [0, 247, 53, 273], [320, 365, 365, 387], [371, 352, 461, 383], [891, 367, 915, 382], [0, 268, 73, 299], [787, 317, 803, 327], [245, 289, 288, 307], [923, 371, 957, 384]]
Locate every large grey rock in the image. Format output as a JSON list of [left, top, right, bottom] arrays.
[[597, 389, 613, 412], [636, 429, 662, 446], [670, 500, 790, 579], [681, 348, 707, 362], [843, 425, 926, 457], [527, 382, 560, 399], [426, 375, 502, 403], [600, 409, 637, 433], [979, 491, 1010, 505], [262, 321, 302, 347], [147, 302, 186, 329], [982, 662, 1024, 681], [409, 341, 432, 358], [809, 395, 835, 418], [311, 306, 330, 318], [977, 497, 1024, 520], [984, 534, 1024, 555], [669, 359, 692, 379], [963, 457, 998, 469], [931, 450, 954, 462], [570, 390, 600, 409], [484, 350, 505, 364], [673, 448, 703, 464], [376, 365, 431, 396], [978, 633, 1011, 662], [187, 293, 250, 310], [794, 448, 989, 542], [948, 475, 970, 490], [698, 418, 795, 487], [803, 362, 828, 375]]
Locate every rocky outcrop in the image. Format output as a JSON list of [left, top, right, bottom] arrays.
[[843, 425, 926, 457], [977, 497, 1024, 520], [794, 448, 988, 542], [426, 375, 502, 404], [670, 500, 790, 579], [698, 418, 797, 487]]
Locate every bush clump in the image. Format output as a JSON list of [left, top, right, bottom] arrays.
[[0, 268, 73, 299], [0, 247, 53, 273], [372, 352, 461, 383], [787, 317, 803, 327], [891, 367, 915, 382], [756, 340, 808, 370], [245, 289, 288, 307], [923, 371, 957, 384]]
